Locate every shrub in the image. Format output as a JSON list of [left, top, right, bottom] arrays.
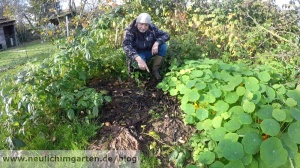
[[158, 59, 300, 167]]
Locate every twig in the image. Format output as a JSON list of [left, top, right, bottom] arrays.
[[141, 132, 174, 149]]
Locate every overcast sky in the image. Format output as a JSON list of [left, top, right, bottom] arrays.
[[275, 0, 291, 7]]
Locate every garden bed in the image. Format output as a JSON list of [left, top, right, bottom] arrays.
[[87, 77, 196, 166]]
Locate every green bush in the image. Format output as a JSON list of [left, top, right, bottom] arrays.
[[158, 59, 300, 167]]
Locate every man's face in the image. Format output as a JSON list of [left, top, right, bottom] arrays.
[[136, 23, 149, 33]]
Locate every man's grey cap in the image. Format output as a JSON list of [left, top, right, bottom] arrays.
[[136, 13, 151, 24]]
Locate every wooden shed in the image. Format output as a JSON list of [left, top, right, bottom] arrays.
[[0, 18, 18, 50]]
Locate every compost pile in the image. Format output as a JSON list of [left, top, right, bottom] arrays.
[[87, 77, 196, 166]]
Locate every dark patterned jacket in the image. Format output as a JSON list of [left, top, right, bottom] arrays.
[[122, 19, 170, 61]]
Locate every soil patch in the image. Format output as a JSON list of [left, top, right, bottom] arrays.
[[87, 77, 196, 166]]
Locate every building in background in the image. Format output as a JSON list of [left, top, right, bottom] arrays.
[[0, 18, 18, 50]]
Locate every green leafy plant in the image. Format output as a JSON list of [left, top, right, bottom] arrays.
[[140, 151, 162, 168], [58, 86, 111, 120], [169, 146, 192, 168], [20, 118, 99, 150], [158, 59, 300, 167]]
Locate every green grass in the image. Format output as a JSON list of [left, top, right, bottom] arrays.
[[0, 40, 55, 77]]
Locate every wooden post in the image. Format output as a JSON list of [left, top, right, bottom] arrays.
[[66, 16, 69, 37]]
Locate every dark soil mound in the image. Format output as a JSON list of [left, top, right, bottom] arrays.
[[87, 77, 196, 166]]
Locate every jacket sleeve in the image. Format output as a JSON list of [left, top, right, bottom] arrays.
[[152, 24, 170, 45], [122, 29, 138, 60]]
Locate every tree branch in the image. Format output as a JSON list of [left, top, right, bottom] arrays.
[[247, 12, 299, 49], [23, 13, 35, 29]]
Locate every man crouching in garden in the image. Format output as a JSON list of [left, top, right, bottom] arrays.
[[122, 13, 170, 80]]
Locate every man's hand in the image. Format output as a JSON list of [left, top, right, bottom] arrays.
[[135, 56, 150, 72], [152, 42, 159, 55]]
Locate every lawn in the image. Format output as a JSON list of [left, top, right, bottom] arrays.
[[0, 40, 55, 77]]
